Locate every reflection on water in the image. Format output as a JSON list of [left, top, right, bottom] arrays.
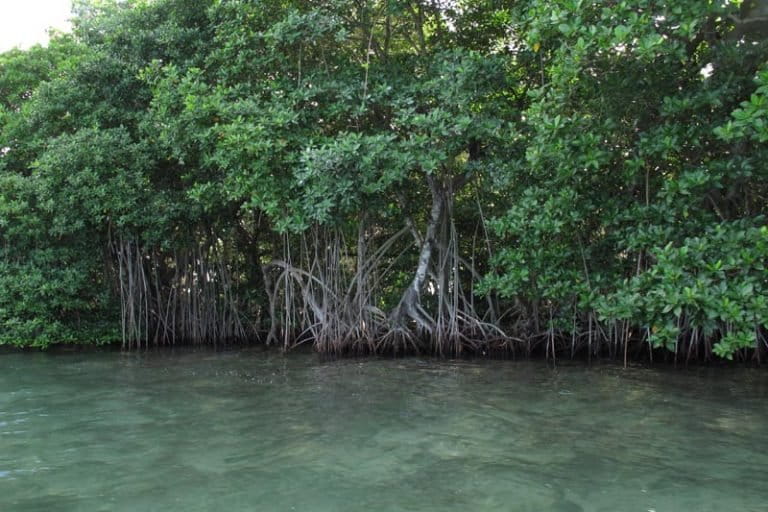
[[1, 349, 767, 511]]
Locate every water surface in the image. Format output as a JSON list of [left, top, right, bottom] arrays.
[[1, 349, 766, 511]]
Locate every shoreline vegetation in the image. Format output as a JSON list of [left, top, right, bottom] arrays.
[[1, 1, 767, 363], [3, 340, 766, 369]]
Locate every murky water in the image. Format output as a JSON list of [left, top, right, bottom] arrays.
[[1, 349, 767, 511]]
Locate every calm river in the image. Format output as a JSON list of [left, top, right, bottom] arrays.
[[1, 349, 766, 511]]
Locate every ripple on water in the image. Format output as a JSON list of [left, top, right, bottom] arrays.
[[0, 352, 767, 512]]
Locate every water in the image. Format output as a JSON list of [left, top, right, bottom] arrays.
[[1, 349, 767, 512]]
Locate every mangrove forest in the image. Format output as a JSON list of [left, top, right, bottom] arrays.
[[1, 0, 767, 362]]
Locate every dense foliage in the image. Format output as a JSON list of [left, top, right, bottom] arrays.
[[0, 0, 766, 361]]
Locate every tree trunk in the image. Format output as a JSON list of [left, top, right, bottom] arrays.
[[390, 176, 444, 331]]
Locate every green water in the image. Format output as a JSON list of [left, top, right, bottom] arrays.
[[1, 350, 767, 511]]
